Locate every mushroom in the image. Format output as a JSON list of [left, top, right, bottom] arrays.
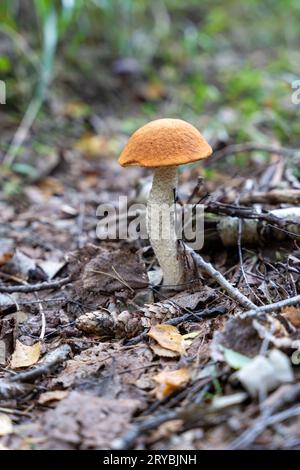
[[119, 118, 212, 287]]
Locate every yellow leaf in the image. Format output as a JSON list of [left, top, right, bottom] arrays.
[[38, 390, 68, 405], [282, 306, 300, 327], [10, 340, 41, 369], [37, 177, 64, 199], [150, 343, 180, 358], [153, 368, 190, 399], [148, 324, 185, 355], [0, 414, 13, 436], [182, 331, 200, 340]]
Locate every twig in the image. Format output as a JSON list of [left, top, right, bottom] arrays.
[[184, 243, 256, 310], [125, 305, 227, 346], [237, 217, 264, 306], [230, 404, 300, 450], [90, 268, 134, 292], [240, 294, 300, 318], [38, 298, 46, 340], [206, 201, 300, 228], [166, 305, 227, 326], [112, 409, 178, 450], [230, 189, 300, 206], [209, 142, 296, 164], [112, 379, 215, 449], [0, 275, 73, 293], [229, 382, 300, 449]]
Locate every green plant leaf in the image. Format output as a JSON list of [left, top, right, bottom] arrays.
[[222, 347, 252, 370]]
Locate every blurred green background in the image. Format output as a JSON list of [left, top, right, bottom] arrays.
[[1, 0, 300, 185]]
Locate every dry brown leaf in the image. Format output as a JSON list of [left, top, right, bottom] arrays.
[[150, 343, 180, 358], [0, 414, 13, 436], [10, 340, 41, 369], [37, 177, 64, 199], [38, 390, 69, 405], [282, 306, 300, 327], [148, 325, 185, 355], [153, 368, 190, 399], [0, 251, 14, 267]]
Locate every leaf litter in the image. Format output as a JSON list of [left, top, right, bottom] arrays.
[[1, 37, 300, 451]]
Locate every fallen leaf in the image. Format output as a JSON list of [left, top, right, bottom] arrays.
[[38, 390, 69, 405], [0, 246, 14, 267], [282, 306, 300, 327], [234, 349, 294, 397], [223, 347, 252, 370], [210, 392, 248, 410], [153, 368, 190, 399], [182, 332, 200, 340], [38, 260, 66, 280], [182, 331, 200, 348], [0, 293, 17, 310], [147, 267, 163, 286], [39, 391, 140, 449], [37, 177, 64, 199], [211, 317, 262, 362], [10, 340, 41, 369], [2, 250, 36, 280], [150, 343, 180, 358], [0, 414, 13, 436], [148, 324, 185, 355]]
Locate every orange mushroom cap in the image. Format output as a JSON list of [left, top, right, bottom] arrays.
[[119, 118, 212, 168]]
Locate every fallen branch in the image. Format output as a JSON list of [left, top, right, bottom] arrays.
[[230, 404, 300, 450], [229, 383, 300, 449], [206, 205, 300, 246], [239, 294, 300, 318], [112, 409, 178, 450], [0, 275, 73, 293], [206, 202, 300, 227], [224, 189, 300, 206], [184, 243, 256, 310]]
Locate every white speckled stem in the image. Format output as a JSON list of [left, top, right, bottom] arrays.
[[147, 166, 184, 287]]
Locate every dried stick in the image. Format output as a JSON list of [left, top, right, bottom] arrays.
[[230, 404, 300, 450], [240, 294, 300, 318], [184, 244, 256, 310], [229, 189, 300, 206], [206, 201, 300, 227], [0, 275, 73, 293], [112, 409, 178, 450]]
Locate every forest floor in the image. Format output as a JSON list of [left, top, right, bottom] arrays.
[[1, 28, 300, 449]]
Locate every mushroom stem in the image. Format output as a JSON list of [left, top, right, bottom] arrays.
[[147, 166, 184, 287]]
